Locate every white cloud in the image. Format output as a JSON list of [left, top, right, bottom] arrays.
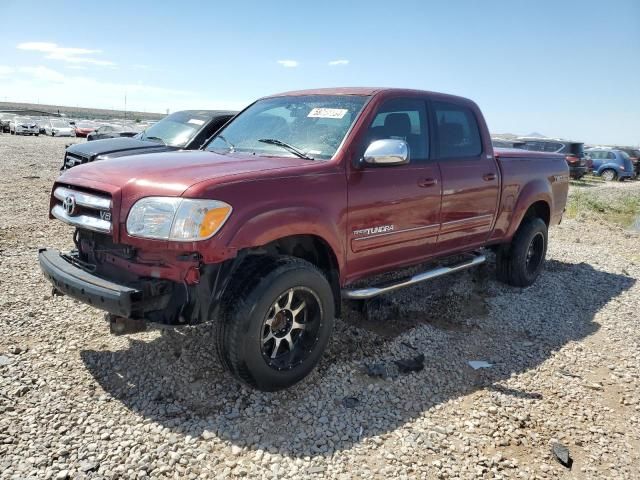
[[66, 65, 88, 70], [328, 59, 349, 66], [277, 60, 299, 68], [0, 65, 246, 113], [17, 42, 116, 66]]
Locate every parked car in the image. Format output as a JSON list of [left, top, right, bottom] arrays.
[[73, 121, 97, 138], [586, 148, 635, 181], [34, 117, 48, 134], [9, 116, 39, 136], [87, 123, 142, 141], [45, 118, 75, 137], [39, 87, 569, 391], [515, 137, 588, 179], [0, 112, 16, 133], [613, 147, 640, 176], [61, 110, 236, 169]]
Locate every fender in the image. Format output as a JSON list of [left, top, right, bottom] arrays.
[[595, 163, 621, 176], [504, 178, 553, 240], [225, 206, 345, 275]]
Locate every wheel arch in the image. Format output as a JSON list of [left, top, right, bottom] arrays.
[[505, 179, 553, 239], [242, 234, 342, 317]]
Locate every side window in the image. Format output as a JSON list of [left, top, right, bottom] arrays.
[[544, 142, 562, 153], [432, 101, 482, 158], [607, 152, 616, 160], [525, 141, 544, 152], [365, 98, 429, 162]]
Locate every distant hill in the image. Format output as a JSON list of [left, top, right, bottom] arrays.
[[0, 101, 165, 122], [524, 132, 546, 138]]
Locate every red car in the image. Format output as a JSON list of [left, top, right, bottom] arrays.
[[73, 121, 96, 138], [39, 87, 569, 390]]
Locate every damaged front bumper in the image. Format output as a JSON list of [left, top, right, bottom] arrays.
[[38, 248, 171, 318]]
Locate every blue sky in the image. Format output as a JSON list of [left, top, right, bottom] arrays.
[[0, 0, 638, 145]]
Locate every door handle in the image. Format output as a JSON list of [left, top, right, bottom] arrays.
[[482, 173, 496, 181], [418, 178, 437, 187]]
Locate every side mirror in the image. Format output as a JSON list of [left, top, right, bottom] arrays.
[[362, 139, 409, 166]]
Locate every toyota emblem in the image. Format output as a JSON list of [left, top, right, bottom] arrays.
[[63, 195, 77, 216]]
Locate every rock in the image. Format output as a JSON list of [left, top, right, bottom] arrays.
[[79, 461, 98, 473], [552, 442, 573, 469]]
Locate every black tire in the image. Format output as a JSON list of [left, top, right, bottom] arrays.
[[217, 256, 335, 391], [496, 217, 548, 287]]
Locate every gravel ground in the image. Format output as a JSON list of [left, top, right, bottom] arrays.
[[1, 134, 639, 479]]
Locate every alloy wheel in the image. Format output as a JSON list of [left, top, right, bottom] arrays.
[[525, 232, 545, 275], [261, 287, 322, 371]]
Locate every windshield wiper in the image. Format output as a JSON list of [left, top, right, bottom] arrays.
[[258, 138, 314, 160], [144, 136, 167, 145]]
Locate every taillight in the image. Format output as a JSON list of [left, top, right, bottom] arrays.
[[565, 155, 578, 164]]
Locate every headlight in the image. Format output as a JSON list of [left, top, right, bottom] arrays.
[[126, 197, 232, 241]]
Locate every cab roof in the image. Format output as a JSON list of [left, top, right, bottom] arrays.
[[264, 87, 472, 104]]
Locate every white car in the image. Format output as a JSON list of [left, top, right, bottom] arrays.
[[10, 116, 40, 136], [45, 119, 75, 137]]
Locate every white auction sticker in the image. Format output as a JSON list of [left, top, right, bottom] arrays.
[[188, 119, 205, 126], [307, 108, 348, 119]]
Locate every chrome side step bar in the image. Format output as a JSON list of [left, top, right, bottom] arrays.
[[341, 253, 486, 300]]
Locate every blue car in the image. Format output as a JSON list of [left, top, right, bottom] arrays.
[[586, 149, 635, 181]]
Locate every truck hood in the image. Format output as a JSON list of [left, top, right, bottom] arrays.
[[58, 150, 314, 200], [66, 137, 171, 158]]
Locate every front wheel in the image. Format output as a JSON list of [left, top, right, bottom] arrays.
[[217, 256, 335, 391], [496, 217, 548, 287]]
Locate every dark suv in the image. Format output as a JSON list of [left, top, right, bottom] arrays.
[[516, 137, 589, 179]]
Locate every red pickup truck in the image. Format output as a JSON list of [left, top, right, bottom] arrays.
[[39, 88, 569, 391]]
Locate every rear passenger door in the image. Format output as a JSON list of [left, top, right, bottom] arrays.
[[431, 99, 500, 253]]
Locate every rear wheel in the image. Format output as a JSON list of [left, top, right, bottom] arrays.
[[217, 256, 335, 391], [496, 217, 548, 287], [601, 169, 616, 181]]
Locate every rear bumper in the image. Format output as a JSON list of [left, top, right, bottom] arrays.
[[39, 248, 143, 317], [569, 165, 588, 178]]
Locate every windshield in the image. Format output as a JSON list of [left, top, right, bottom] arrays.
[[76, 122, 94, 128], [205, 95, 369, 160], [14, 117, 29, 123], [51, 120, 69, 128], [138, 111, 209, 147]]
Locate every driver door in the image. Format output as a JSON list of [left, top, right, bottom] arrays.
[[346, 97, 442, 281]]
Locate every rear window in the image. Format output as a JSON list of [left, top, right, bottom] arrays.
[[433, 101, 482, 158], [569, 143, 584, 156]]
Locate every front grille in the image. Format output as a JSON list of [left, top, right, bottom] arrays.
[[52, 186, 112, 234], [64, 152, 91, 168]]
